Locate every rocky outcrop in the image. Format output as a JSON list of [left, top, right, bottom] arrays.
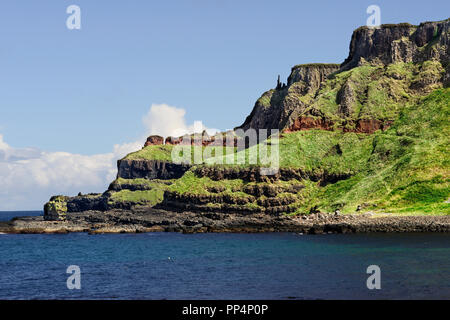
[[341, 19, 450, 70], [287, 64, 341, 89], [7, 208, 450, 235], [238, 64, 340, 131], [66, 194, 108, 212], [164, 131, 240, 147], [337, 79, 357, 117], [40, 18, 449, 225], [44, 196, 68, 221], [284, 117, 392, 134], [117, 159, 191, 180], [44, 194, 108, 220], [284, 117, 335, 132], [165, 136, 183, 145], [193, 166, 351, 185], [444, 63, 450, 87], [144, 135, 164, 146], [350, 119, 392, 133], [238, 19, 449, 134]]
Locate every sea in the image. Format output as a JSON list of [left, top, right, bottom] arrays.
[[0, 211, 449, 300]]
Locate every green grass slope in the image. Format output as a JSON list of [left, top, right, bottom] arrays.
[[109, 64, 449, 216], [150, 88, 448, 215]]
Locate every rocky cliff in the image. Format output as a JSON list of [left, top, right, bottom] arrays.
[[238, 18, 450, 133], [117, 159, 191, 180], [43, 18, 450, 222], [239, 64, 340, 131], [341, 20, 449, 70]]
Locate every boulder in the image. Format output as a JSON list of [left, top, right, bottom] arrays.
[[144, 135, 164, 147]]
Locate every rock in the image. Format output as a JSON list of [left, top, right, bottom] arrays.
[[144, 135, 164, 147], [337, 79, 356, 117], [44, 196, 68, 221], [237, 64, 340, 132], [284, 116, 334, 132], [165, 136, 182, 145], [237, 19, 449, 134], [7, 206, 450, 235], [341, 19, 449, 70], [117, 159, 191, 180], [67, 194, 107, 212]]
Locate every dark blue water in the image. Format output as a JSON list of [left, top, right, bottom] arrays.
[[0, 211, 42, 221], [0, 212, 449, 299]]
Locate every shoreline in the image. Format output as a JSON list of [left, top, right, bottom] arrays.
[[0, 207, 449, 234]]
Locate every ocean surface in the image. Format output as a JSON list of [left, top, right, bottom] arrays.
[[0, 211, 449, 299]]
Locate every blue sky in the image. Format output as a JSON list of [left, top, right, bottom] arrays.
[[1, 0, 448, 154], [0, 0, 449, 210]]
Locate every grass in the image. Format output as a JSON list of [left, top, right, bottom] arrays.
[[256, 90, 274, 108], [114, 64, 449, 216], [304, 62, 444, 121], [124, 145, 173, 161], [168, 171, 244, 195], [154, 88, 450, 216], [307, 88, 450, 214], [109, 189, 164, 206], [108, 180, 169, 206], [124, 143, 237, 163]]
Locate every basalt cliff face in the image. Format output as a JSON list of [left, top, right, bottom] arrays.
[[341, 20, 449, 70], [238, 19, 450, 134], [239, 64, 341, 131], [117, 159, 190, 180], [41, 19, 450, 226]]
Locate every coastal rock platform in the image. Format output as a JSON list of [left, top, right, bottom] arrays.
[[1, 208, 449, 234]]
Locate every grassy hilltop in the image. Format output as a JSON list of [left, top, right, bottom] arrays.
[[44, 19, 450, 219], [114, 85, 449, 216]]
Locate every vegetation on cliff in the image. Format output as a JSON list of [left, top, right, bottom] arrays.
[[44, 18, 450, 220], [99, 88, 448, 216]]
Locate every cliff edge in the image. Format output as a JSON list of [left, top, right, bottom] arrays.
[[41, 18, 450, 225]]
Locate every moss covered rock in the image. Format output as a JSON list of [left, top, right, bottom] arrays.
[[44, 196, 68, 221]]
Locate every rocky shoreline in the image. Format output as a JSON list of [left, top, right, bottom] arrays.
[[1, 208, 449, 235]]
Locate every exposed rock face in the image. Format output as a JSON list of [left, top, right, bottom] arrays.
[[239, 19, 449, 133], [287, 64, 341, 89], [44, 196, 68, 221], [341, 19, 450, 70], [66, 194, 107, 212], [144, 135, 164, 146], [161, 190, 298, 215], [351, 119, 392, 134], [11, 208, 450, 235], [443, 64, 450, 87], [165, 136, 183, 145], [284, 117, 335, 132], [164, 132, 240, 147], [117, 159, 191, 180], [193, 166, 351, 185], [44, 194, 110, 220], [284, 117, 392, 134], [238, 64, 340, 131], [41, 18, 449, 223], [337, 79, 356, 117]]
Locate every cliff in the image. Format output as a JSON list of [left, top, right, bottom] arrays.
[[341, 20, 449, 70], [239, 64, 340, 131], [238, 18, 450, 133], [43, 18, 450, 222]]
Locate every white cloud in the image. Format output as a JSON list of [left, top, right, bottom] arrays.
[[0, 104, 215, 211], [142, 104, 218, 137], [0, 135, 140, 211]]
